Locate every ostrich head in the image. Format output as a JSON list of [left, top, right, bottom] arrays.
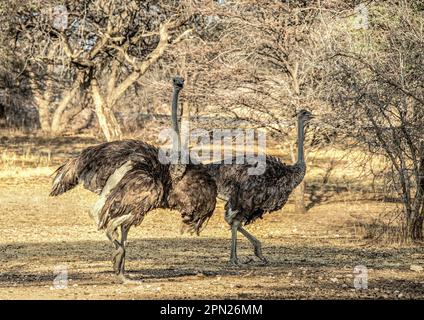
[[297, 109, 314, 123], [173, 76, 184, 91]]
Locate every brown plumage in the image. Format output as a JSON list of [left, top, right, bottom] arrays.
[[50, 140, 161, 196], [208, 156, 306, 224], [50, 78, 217, 283], [51, 139, 216, 232], [206, 110, 313, 265]]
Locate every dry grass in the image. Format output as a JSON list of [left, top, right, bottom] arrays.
[[0, 133, 423, 299]]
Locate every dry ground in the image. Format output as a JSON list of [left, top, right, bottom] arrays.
[[0, 134, 423, 299]]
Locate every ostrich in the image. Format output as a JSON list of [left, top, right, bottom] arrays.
[[207, 110, 314, 265], [50, 77, 217, 283]]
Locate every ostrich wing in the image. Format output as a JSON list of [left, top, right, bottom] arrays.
[[78, 140, 159, 194], [97, 163, 165, 230], [50, 140, 160, 196]]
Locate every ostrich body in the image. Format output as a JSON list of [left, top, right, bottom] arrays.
[[207, 110, 313, 265], [50, 78, 217, 282]]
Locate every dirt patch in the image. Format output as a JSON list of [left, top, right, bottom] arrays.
[[0, 177, 423, 299]]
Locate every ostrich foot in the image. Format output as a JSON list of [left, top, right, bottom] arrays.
[[228, 257, 253, 266], [112, 248, 125, 274], [243, 256, 269, 266], [116, 273, 143, 285], [254, 250, 269, 264], [253, 246, 269, 265], [257, 256, 269, 265]]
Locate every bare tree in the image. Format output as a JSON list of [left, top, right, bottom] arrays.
[[322, 0, 424, 240], [9, 0, 197, 140], [177, 0, 339, 213]]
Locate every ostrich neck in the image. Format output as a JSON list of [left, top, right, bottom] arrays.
[[171, 88, 181, 153], [296, 117, 305, 166]]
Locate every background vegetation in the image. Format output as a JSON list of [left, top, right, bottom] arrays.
[[0, 0, 423, 243]]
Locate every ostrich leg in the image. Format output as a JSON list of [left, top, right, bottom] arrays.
[[238, 227, 268, 264], [226, 205, 254, 266], [106, 216, 141, 284], [114, 225, 129, 278], [106, 229, 124, 276], [229, 219, 241, 265], [111, 225, 141, 284]]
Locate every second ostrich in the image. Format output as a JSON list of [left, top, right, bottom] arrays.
[[50, 77, 217, 283], [207, 110, 314, 265]]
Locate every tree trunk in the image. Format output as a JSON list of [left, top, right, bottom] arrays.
[[407, 154, 424, 241], [29, 77, 51, 131], [51, 72, 84, 133], [294, 180, 307, 214], [91, 78, 122, 141], [406, 213, 423, 241], [404, 151, 424, 241], [35, 96, 51, 132], [411, 217, 423, 240], [29, 48, 56, 132]]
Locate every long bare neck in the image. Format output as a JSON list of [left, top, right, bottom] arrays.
[[170, 86, 186, 180], [171, 87, 181, 153], [296, 117, 305, 166]]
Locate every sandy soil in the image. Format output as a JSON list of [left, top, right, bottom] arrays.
[[0, 134, 423, 299], [0, 175, 423, 299]]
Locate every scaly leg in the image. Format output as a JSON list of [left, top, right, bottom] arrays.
[[119, 225, 128, 274], [238, 227, 268, 264], [105, 228, 122, 273], [106, 227, 124, 276], [228, 219, 241, 265], [105, 215, 141, 285], [113, 225, 142, 285]]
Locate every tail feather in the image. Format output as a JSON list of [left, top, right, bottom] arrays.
[[180, 212, 213, 236], [50, 158, 79, 196]]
